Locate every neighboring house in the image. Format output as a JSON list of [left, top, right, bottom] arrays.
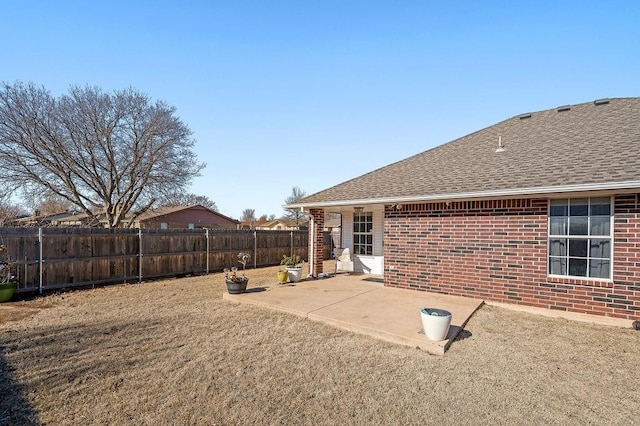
[[13, 210, 82, 227], [52, 212, 101, 227], [126, 205, 238, 229], [54, 205, 239, 229], [238, 218, 308, 230], [286, 98, 640, 321], [237, 219, 270, 230], [259, 218, 308, 231]]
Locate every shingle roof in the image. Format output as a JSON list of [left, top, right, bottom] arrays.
[[134, 205, 200, 221], [13, 210, 80, 223], [133, 205, 239, 224], [291, 98, 640, 207], [57, 205, 239, 225]]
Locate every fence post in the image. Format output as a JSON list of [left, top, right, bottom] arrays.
[[290, 231, 294, 257], [138, 228, 143, 283], [253, 231, 257, 268], [205, 228, 210, 274], [23, 255, 28, 289], [38, 227, 43, 294]]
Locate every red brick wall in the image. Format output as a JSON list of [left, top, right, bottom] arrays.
[[309, 208, 324, 276], [383, 197, 640, 320], [610, 194, 640, 318], [141, 207, 237, 229]]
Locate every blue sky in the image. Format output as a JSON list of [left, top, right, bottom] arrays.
[[2, 1, 639, 219]]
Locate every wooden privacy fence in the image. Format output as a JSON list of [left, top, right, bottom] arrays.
[[0, 227, 329, 294]]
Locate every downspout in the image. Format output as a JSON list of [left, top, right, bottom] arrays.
[[307, 207, 314, 277]]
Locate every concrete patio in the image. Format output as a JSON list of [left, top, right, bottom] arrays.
[[222, 274, 484, 355]]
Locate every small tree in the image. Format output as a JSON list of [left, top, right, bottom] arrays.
[[0, 199, 27, 226], [158, 192, 218, 211], [284, 186, 306, 228], [240, 209, 256, 223], [29, 194, 75, 216]]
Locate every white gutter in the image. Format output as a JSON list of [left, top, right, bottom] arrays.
[[284, 180, 640, 210]]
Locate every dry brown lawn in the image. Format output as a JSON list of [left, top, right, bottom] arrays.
[[1, 264, 639, 425]]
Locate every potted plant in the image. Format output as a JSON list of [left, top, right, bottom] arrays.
[[420, 307, 452, 341], [224, 252, 250, 294], [280, 254, 304, 283], [0, 244, 17, 303], [277, 267, 288, 284]]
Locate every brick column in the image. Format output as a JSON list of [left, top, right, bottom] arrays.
[[309, 208, 324, 277]]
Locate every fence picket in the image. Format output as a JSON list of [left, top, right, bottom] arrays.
[[0, 227, 327, 294]]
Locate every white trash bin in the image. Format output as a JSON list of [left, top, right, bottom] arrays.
[[420, 308, 452, 341]]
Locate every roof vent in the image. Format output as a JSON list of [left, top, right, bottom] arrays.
[[594, 98, 610, 106], [495, 135, 505, 153], [557, 105, 571, 112], [519, 113, 532, 120]]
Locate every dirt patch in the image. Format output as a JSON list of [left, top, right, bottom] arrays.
[[1, 264, 639, 424], [0, 301, 55, 324]]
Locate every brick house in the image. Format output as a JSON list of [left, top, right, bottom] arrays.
[[286, 98, 640, 322], [128, 205, 238, 229], [55, 205, 238, 229]]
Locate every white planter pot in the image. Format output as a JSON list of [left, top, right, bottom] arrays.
[[287, 267, 303, 283], [420, 308, 452, 341]]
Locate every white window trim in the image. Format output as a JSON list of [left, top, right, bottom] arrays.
[[353, 211, 374, 256], [547, 196, 614, 281]]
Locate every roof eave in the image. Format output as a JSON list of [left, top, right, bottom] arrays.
[[284, 180, 640, 210]]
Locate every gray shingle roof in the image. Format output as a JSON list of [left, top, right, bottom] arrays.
[[291, 98, 640, 207], [133, 205, 239, 224]]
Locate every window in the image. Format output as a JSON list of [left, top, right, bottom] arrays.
[[548, 197, 612, 279], [353, 212, 373, 255], [188, 223, 195, 230], [160, 222, 168, 229]]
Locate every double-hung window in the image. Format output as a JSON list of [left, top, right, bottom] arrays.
[[548, 197, 612, 279], [353, 212, 373, 255]]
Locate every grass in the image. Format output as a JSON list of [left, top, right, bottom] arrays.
[[1, 264, 639, 425]]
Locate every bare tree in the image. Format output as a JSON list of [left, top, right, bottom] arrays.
[[158, 192, 218, 211], [240, 209, 256, 223], [29, 194, 75, 215], [0, 82, 205, 227], [284, 186, 306, 227], [0, 199, 27, 225]]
